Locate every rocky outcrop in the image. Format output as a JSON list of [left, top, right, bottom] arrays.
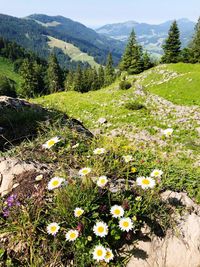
[[0, 157, 50, 197], [127, 191, 200, 267], [0, 96, 44, 111]]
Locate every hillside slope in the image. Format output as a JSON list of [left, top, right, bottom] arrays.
[[0, 13, 124, 67], [0, 56, 22, 91], [34, 64, 200, 200]]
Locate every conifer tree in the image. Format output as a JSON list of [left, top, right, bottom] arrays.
[[161, 21, 181, 63], [46, 54, 63, 93], [64, 70, 74, 91], [74, 64, 83, 92], [20, 59, 37, 97], [120, 29, 144, 74], [143, 51, 153, 70], [91, 68, 99, 90], [104, 53, 115, 86], [190, 17, 200, 62], [98, 65, 105, 88]]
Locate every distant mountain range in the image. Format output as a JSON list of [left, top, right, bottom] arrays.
[[96, 18, 195, 58], [0, 14, 124, 68], [0, 14, 196, 67]]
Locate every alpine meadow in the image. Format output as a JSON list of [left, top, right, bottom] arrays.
[[0, 1, 200, 267]]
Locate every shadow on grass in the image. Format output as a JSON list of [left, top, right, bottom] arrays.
[[0, 102, 93, 151]]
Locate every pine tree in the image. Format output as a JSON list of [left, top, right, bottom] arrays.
[[64, 70, 74, 91], [104, 53, 115, 86], [46, 54, 63, 93], [190, 17, 200, 62], [98, 65, 105, 88], [91, 68, 99, 90], [161, 21, 181, 63], [19, 59, 37, 97], [120, 29, 144, 74], [74, 64, 83, 92], [143, 51, 153, 70]]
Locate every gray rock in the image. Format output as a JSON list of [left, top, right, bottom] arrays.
[[127, 191, 200, 267]]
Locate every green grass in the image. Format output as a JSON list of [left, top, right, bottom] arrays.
[[0, 57, 23, 91], [140, 63, 200, 106], [1, 63, 200, 266], [47, 36, 100, 68], [32, 63, 200, 201]]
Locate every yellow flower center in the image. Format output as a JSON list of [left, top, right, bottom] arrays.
[[76, 210, 83, 216], [50, 226, 57, 232], [142, 179, 150, 185], [82, 169, 89, 174], [98, 226, 105, 233], [106, 251, 111, 259], [114, 209, 120, 215], [47, 140, 56, 147], [70, 232, 76, 239], [131, 167, 137, 173], [97, 250, 103, 256], [100, 179, 106, 184], [52, 180, 59, 187], [123, 221, 129, 228]]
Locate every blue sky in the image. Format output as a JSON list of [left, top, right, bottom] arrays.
[[0, 0, 199, 27]]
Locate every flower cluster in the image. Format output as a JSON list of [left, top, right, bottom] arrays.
[[3, 194, 20, 217]]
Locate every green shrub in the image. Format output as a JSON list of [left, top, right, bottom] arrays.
[[124, 101, 146, 110], [119, 80, 132, 90], [0, 75, 16, 97]]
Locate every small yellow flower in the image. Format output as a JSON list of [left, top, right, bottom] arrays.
[[110, 205, 124, 218], [119, 217, 133, 232], [131, 167, 137, 173], [136, 176, 155, 190], [42, 137, 60, 149], [97, 176, 108, 188], [65, 230, 79, 242], [78, 167, 91, 176], [105, 248, 114, 263], [92, 245, 106, 262], [47, 177, 64, 190], [47, 222, 60, 235], [93, 148, 106, 155], [93, 221, 108, 237], [74, 207, 84, 218]]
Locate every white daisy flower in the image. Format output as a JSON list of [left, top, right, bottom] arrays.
[[42, 136, 60, 149], [97, 117, 107, 124], [93, 221, 108, 237], [47, 177, 65, 190], [122, 155, 133, 163], [119, 217, 133, 232], [92, 245, 106, 262], [35, 174, 43, 181], [78, 167, 91, 176], [150, 169, 163, 178], [65, 230, 79, 242], [136, 176, 156, 190], [47, 222, 60, 236], [162, 128, 173, 137], [97, 176, 108, 188], [110, 205, 124, 218], [74, 207, 84, 217], [105, 248, 114, 263], [93, 148, 106, 155]]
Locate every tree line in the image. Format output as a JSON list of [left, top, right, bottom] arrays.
[[1, 16, 200, 98]]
